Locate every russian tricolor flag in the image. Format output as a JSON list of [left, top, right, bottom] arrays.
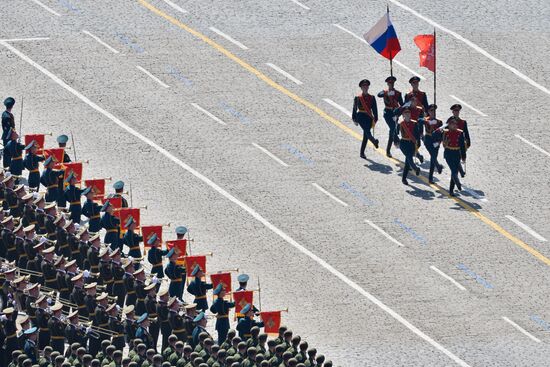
[[363, 12, 401, 60]]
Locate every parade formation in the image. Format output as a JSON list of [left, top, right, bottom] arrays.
[[0, 95, 333, 367]]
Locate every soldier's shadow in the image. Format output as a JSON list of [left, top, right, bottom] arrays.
[[450, 196, 483, 210], [405, 181, 436, 200], [364, 159, 393, 174]]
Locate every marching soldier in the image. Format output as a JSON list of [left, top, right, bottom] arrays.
[[34, 195, 47, 235], [13, 223, 27, 269], [81, 187, 101, 233], [2, 307, 19, 357], [123, 260, 137, 306], [112, 180, 129, 208], [70, 273, 88, 317], [397, 106, 422, 185], [135, 313, 155, 351], [64, 172, 83, 223], [184, 303, 198, 345], [100, 200, 120, 251], [94, 293, 110, 346], [48, 302, 65, 354], [236, 304, 264, 341], [54, 216, 70, 258], [448, 104, 470, 177], [40, 156, 64, 204], [406, 95, 425, 164], [77, 225, 90, 269], [187, 264, 213, 312], [147, 233, 166, 278], [191, 312, 210, 348], [157, 289, 171, 351], [23, 140, 44, 190], [22, 195, 37, 228], [352, 79, 379, 159], [2, 97, 16, 168], [35, 294, 51, 348], [41, 246, 58, 289], [44, 202, 57, 240], [85, 233, 101, 274], [134, 268, 147, 316], [420, 104, 443, 183], [55, 134, 71, 208], [210, 284, 235, 345], [235, 274, 258, 320], [107, 303, 125, 349], [144, 283, 160, 347], [99, 247, 113, 293], [65, 309, 88, 348], [23, 326, 39, 365], [165, 248, 185, 299], [377, 76, 403, 157], [168, 297, 187, 343], [110, 248, 126, 306], [123, 305, 137, 347], [123, 215, 142, 261], [436, 118, 467, 196], [1, 216, 16, 262], [5, 129, 26, 176], [24, 283, 39, 325], [405, 76, 429, 111]]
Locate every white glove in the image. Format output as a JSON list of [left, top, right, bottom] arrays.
[[388, 90, 395, 96], [116, 305, 121, 312], [83, 270, 90, 278], [433, 142, 440, 148], [47, 297, 52, 305], [429, 120, 438, 126], [86, 326, 92, 333], [128, 256, 134, 262], [11, 300, 16, 308], [152, 276, 159, 284], [0, 315, 7, 321]]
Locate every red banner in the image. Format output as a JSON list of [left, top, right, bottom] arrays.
[[118, 208, 140, 231], [414, 34, 435, 72], [233, 290, 253, 315], [261, 311, 282, 334], [84, 179, 106, 200], [102, 196, 122, 210], [166, 239, 186, 254], [210, 272, 232, 293], [142, 225, 163, 248], [43, 148, 65, 168], [185, 255, 206, 277], [24, 134, 45, 155], [62, 162, 83, 185]]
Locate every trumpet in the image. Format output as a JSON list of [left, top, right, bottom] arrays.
[[17, 268, 42, 276], [207, 268, 238, 275]]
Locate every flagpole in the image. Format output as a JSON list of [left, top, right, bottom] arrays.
[[433, 28, 437, 108], [387, 5, 393, 77]]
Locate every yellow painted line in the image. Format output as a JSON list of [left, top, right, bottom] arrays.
[[137, 0, 550, 267]]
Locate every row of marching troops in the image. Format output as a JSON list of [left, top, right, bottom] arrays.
[[0, 96, 334, 367], [352, 76, 471, 196]]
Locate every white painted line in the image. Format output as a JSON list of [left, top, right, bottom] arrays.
[[461, 185, 488, 202], [0, 37, 50, 42], [266, 63, 303, 85], [332, 24, 424, 80], [29, 0, 61, 16], [312, 183, 348, 207], [430, 265, 466, 291], [515, 134, 550, 158], [289, 0, 310, 10], [251, 143, 289, 167], [82, 30, 120, 54], [161, 0, 187, 13], [388, 0, 550, 97], [1, 41, 472, 367], [323, 98, 352, 118], [365, 220, 405, 247], [449, 95, 487, 117], [505, 215, 547, 242], [209, 27, 248, 50], [190, 103, 227, 126], [136, 66, 170, 88], [502, 316, 541, 343]]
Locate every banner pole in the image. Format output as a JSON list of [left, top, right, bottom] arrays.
[[433, 28, 437, 108]]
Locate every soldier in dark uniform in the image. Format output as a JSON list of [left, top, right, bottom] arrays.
[[123, 215, 142, 261], [134, 268, 147, 316], [397, 106, 422, 185], [11, 184, 26, 218], [135, 313, 155, 351], [144, 284, 160, 347], [123, 305, 137, 348], [64, 172, 83, 223], [110, 248, 126, 306], [40, 156, 64, 204], [33, 197, 48, 235], [94, 293, 110, 347], [81, 187, 101, 233], [210, 284, 235, 345], [236, 304, 264, 341], [184, 303, 198, 345], [55, 134, 71, 208], [85, 233, 101, 274], [435, 118, 467, 196], [147, 233, 166, 278], [23, 141, 44, 190], [165, 248, 185, 299], [0, 267, 16, 308], [63, 259, 78, 296], [168, 297, 187, 343], [5, 129, 26, 176], [187, 264, 213, 311], [54, 216, 70, 258], [98, 247, 113, 293], [84, 283, 100, 355], [70, 273, 88, 318], [41, 246, 58, 289], [100, 200, 120, 251], [112, 180, 129, 208], [23, 326, 39, 365], [44, 202, 57, 241], [157, 289, 171, 351], [65, 309, 88, 348], [352, 79, 379, 159], [107, 303, 125, 349], [77, 226, 90, 269], [21, 194, 37, 227], [2, 307, 19, 357], [2, 97, 16, 168], [377, 76, 404, 157], [420, 104, 443, 183], [3, 175, 17, 216], [13, 223, 27, 269], [48, 302, 66, 354], [123, 260, 137, 306], [54, 256, 71, 305], [191, 312, 210, 348], [405, 76, 429, 111], [448, 104, 470, 177], [1, 215, 16, 262], [24, 282, 39, 325]]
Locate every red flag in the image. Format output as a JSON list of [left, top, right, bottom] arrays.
[[167, 239, 187, 266], [261, 311, 282, 334], [142, 225, 163, 249], [102, 196, 122, 210], [185, 255, 206, 277], [414, 34, 435, 72], [43, 148, 65, 168], [24, 134, 45, 155], [210, 272, 232, 293], [62, 162, 83, 185], [84, 179, 106, 200], [233, 290, 253, 315], [118, 208, 141, 231]]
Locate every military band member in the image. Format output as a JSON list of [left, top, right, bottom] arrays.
[[22, 195, 37, 228], [24, 282, 39, 325], [55, 134, 71, 208], [76, 226, 90, 269], [1, 215, 16, 262], [111, 180, 129, 207], [210, 284, 235, 345], [65, 309, 88, 348], [84, 282, 98, 321], [23, 141, 44, 190], [184, 303, 198, 345], [123, 260, 137, 306], [123, 305, 138, 348], [405, 76, 429, 111], [448, 104, 470, 177], [33, 195, 47, 235], [144, 283, 160, 347], [81, 187, 101, 233], [165, 248, 184, 299], [123, 215, 142, 260], [70, 272, 88, 317], [107, 303, 125, 349], [40, 156, 64, 204], [54, 216, 70, 258], [2, 97, 16, 167], [64, 172, 83, 223], [100, 200, 120, 251], [134, 268, 147, 316], [136, 313, 155, 350], [377, 76, 403, 157], [48, 302, 66, 354], [5, 129, 25, 176], [235, 274, 258, 321], [13, 223, 27, 269], [436, 118, 467, 196], [398, 106, 422, 185], [187, 264, 213, 311], [23, 326, 39, 365], [352, 79, 379, 159], [147, 233, 166, 278], [157, 288, 171, 351], [98, 247, 114, 293], [237, 304, 264, 341], [41, 246, 58, 289], [168, 297, 187, 343], [85, 233, 101, 274], [2, 307, 19, 357], [94, 293, 110, 347], [110, 248, 126, 306], [44, 202, 57, 240], [191, 312, 210, 348]]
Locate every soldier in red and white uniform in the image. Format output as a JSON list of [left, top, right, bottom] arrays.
[[352, 79, 379, 159], [435, 118, 467, 196], [377, 76, 403, 157], [447, 104, 471, 177]]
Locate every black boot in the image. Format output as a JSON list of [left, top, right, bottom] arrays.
[[449, 179, 455, 196], [429, 166, 435, 184], [374, 139, 379, 149], [437, 163, 443, 174], [386, 139, 393, 158]]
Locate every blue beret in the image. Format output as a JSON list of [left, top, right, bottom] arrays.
[[64, 171, 75, 183], [166, 248, 175, 258], [24, 326, 38, 334], [409, 76, 421, 83], [44, 156, 54, 166], [193, 312, 205, 323], [24, 140, 36, 150], [137, 313, 148, 324], [147, 233, 158, 245], [237, 274, 249, 283], [100, 200, 111, 212], [3, 97, 15, 108], [241, 303, 251, 314], [213, 283, 223, 295], [81, 187, 92, 196], [113, 180, 124, 190], [124, 215, 134, 228], [175, 226, 187, 235], [191, 264, 201, 276], [57, 134, 69, 144]]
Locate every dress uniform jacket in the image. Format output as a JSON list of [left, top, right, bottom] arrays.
[[100, 212, 120, 251], [64, 184, 83, 223], [23, 152, 44, 189], [123, 229, 143, 259], [81, 198, 101, 232], [165, 260, 185, 298], [5, 139, 25, 176], [48, 316, 65, 354], [40, 168, 63, 203], [187, 276, 213, 311]]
